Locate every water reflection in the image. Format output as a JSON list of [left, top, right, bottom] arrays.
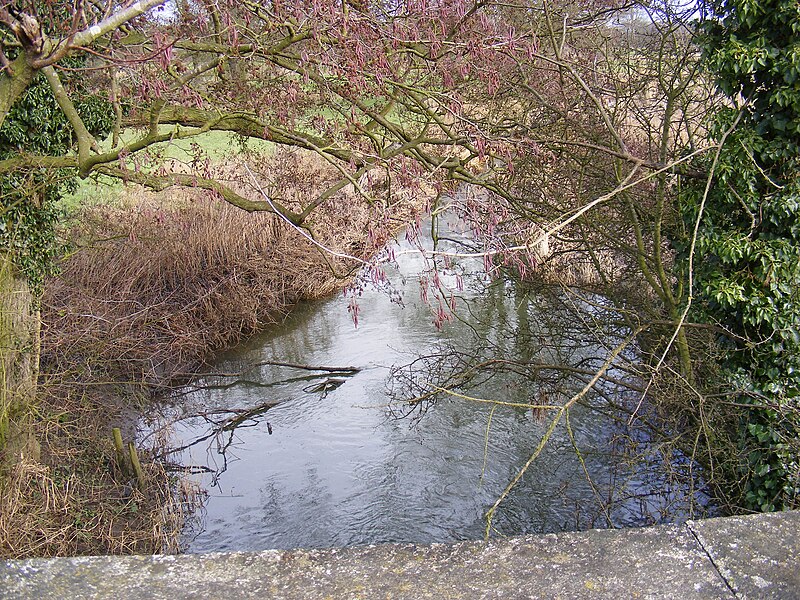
[[143, 217, 715, 552]]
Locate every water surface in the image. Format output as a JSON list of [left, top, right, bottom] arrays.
[[145, 219, 714, 552]]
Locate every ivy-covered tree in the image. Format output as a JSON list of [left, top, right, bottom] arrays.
[[0, 4, 115, 459], [0, 63, 114, 293], [681, 0, 800, 510]]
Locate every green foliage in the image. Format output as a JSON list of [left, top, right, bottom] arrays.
[[680, 0, 800, 511], [0, 65, 114, 295], [702, 0, 800, 140]]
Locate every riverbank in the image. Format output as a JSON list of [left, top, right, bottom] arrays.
[[0, 150, 428, 558]]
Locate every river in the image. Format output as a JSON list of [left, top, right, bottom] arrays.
[[143, 214, 715, 552]]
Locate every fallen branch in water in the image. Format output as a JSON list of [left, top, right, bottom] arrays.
[[202, 360, 360, 379], [156, 399, 282, 458], [254, 360, 360, 373]]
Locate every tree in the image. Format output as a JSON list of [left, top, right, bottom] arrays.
[[388, 0, 740, 527], [0, 0, 523, 460], [0, 4, 117, 460], [0, 0, 686, 345], [1, 0, 528, 221], [677, 0, 800, 511], [2, 0, 784, 522], [0, 0, 698, 224]]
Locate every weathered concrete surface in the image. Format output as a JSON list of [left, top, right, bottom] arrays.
[[688, 511, 800, 599], [1, 512, 797, 599]]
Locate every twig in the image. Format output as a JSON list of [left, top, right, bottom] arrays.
[[251, 360, 360, 373], [484, 325, 644, 536]]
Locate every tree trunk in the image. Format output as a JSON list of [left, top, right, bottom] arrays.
[[0, 252, 40, 466], [0, 53, 35, 131]]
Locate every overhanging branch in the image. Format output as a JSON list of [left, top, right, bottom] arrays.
[[94, 165, 302, 223]]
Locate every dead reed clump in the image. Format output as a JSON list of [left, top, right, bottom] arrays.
[[0, 362, 202, 558], [42, 195, 347, 388]]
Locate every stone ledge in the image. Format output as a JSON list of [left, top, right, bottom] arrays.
[[687, 511, 800, 599], [2, 511, 798, 599]]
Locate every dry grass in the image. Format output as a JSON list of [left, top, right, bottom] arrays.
[[0, 456, 191, 557], [43, 198, 329, 387], [0, 148, 427, 558], [0, 372, 201, 557]]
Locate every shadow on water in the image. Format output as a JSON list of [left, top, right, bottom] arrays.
[[141, 215, 717, 553]]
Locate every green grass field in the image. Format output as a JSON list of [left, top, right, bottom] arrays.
[[60, 129, 274, 214]]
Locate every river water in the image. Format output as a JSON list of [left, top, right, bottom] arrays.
[[144, 216, 714, 552]]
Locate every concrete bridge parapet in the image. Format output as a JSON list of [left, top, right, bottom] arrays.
[[2, 511, 798, 599]]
